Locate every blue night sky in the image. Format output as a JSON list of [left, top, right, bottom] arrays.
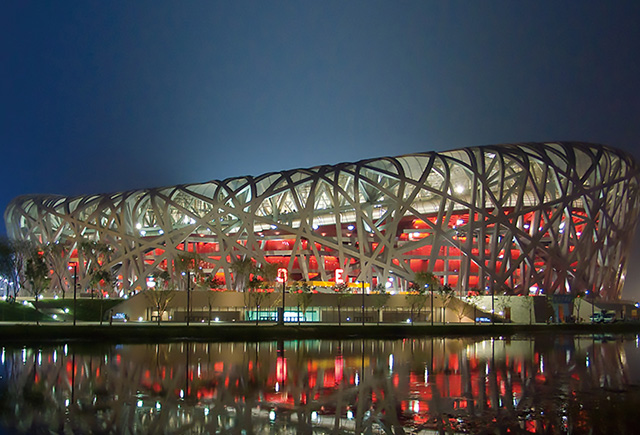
[[2, 1, 640, 296]]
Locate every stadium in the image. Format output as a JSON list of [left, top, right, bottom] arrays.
[[5, 142, 640, 301]]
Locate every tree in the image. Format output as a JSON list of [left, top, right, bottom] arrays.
[[144, 288, 175, 325], [152, 270, 172, 290], [205, 274, 224, 290], [79, 240, 113, 299], [173, 252, 200, 324], [256, 262, 279, 287], [439, 284, 454, 323], [144, 269, 175, 325], [240, 262, 283, 325], [25, 249, 51, 324], [91, 268, 114, 324], [247, 276, 270, 325], [410, 271, 439, 325], [258, 262, 286, 323], [454, 294, 479, 323], [0, 237, 16, 298], [90, 269, 113, 296], [0, 237, 31, 299], [230, 257, 255, 292], [495, 296, 511, 323], [202, 273, 225, 324], [334, 283, 351, 326], [370, 290, 390, 325], [295, 282, 313, 324], [25, 250, 50, 298], [413, 271, 439, 291], [79, 240, 116, 326], [573, 291, 585, 323], [405, 290, 428, 325], [523, 295, 536, 324], [43, 242, 71, 298], [174, 252, 200, 287]]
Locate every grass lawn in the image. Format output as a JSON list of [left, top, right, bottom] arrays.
[[0, 299, 123, 322]]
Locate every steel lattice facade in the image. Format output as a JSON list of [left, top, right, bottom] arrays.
[[5, 142, 640, 299]]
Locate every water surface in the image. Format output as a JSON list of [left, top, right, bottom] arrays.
[[1, 334, 639, 433]]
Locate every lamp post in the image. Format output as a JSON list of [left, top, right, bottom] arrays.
[[68, 263, 78, 326], [281, 277, 286, 326], [429, 284, 434, 326], [455, 229, 461, 296], [361, 280, 365, 327], [277, 268, 287, 326], [491, 286, 495, 325], [183, 271, 191, 326]]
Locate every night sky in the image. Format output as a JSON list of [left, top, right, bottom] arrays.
[[3, 1, 640, 297]]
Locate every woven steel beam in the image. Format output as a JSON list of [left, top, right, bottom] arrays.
[[5, 142, 639, 300]]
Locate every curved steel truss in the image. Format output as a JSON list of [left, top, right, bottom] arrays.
[[5, 142, 640, 299]]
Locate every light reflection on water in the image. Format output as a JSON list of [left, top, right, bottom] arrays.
[[1, 334, 639, 433]]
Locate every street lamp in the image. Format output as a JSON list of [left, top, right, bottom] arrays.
[[182, 271, 191, 326], [429, 284, 434, 326], [277, 268, 287, 326], [361, 280, 365, 327], [491, 285, 495, 325], [68, 263, 78, 326], [453, 226, 467, 297], [281, 278, 286, 325], [456, 230, 463, 296]]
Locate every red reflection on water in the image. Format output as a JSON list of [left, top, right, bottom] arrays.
[[4, 336, 635, 433], [276, 356, 287, 383], [334, 355, 343, 384]]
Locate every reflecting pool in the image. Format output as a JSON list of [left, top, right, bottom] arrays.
[[1, 334, 640, 433]]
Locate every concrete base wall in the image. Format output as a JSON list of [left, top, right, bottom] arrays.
[[108, 291, 626, 325]]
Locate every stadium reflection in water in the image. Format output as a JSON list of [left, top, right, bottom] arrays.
[[1, 335, 640, 433]]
